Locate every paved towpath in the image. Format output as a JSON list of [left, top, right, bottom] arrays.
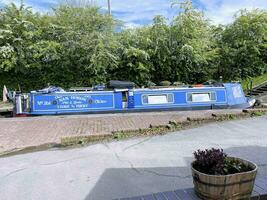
[[0, 109, 242, 153], [0, 115, 266, 200]]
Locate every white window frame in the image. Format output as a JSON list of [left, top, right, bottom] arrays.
[[141, 93, 174, 105], [187, 92, 217, 103]]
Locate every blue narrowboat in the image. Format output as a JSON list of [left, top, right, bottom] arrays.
[[14, 82, 255, 115]]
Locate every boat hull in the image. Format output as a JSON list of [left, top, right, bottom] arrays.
[[16, 83, 252, 115]]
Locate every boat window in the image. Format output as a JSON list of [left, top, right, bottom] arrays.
[[187, 92, 216, 102], [142, 94, 174, 104]]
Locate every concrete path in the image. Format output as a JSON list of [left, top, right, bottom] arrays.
[[0, 109, 242, 153], [0, 115, 267, 200]]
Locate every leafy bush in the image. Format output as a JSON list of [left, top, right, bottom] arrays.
[[193, 148, 252, 175]]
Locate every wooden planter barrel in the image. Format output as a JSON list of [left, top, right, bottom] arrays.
[[191, 157, 258, 200]]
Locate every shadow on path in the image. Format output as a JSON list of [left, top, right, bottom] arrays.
[[85, 146, 267, 200]]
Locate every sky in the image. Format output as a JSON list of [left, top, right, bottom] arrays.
[[1, 0, 267, 27]]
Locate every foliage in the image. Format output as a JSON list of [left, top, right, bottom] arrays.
[[171, 0, 217, 83], [0, 1, 266, 93], [115, 29, 152, 86], [218, 9, 267, 81], [224, 157, 252, 174], [193, 148, 227, 175], [193, 148, 252, 175], [242, 72, 267, 91]]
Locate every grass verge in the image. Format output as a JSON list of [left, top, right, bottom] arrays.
[[242, 73, 267, 92]]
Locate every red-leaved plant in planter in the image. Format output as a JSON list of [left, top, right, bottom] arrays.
[[192, 148, 252, 175]]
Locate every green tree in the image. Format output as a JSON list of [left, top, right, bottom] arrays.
[[47, 5, 119, 86], [114, 29, 152, 86], [149, 15, 173, 83], [170, 0, 216, 83], [218, 9, 267, 81]]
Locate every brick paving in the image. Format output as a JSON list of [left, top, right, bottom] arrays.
[[0, 109, 243, 153]]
